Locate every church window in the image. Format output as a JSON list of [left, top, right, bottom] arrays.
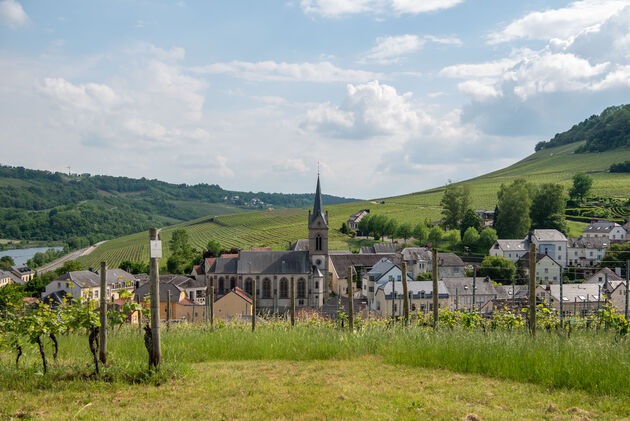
[[262, 279, 272, 298], [315, 281, 319, 289], [230, 278, 236, 291], [279, 278, 289, 298], [218, 278, 225, 294], [315, 235, 322, 251], [245, 279, 253, 296], [297, 279, 306, 298]]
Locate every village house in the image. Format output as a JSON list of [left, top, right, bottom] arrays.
[[489, 239, 528, 262], [400, 247, 432, 278], [583, 267, 625, 284], [9, 265, 35, 283], [517, 252, 562, 284], [135, 276, 202, 321], [437, 253, 466, 278], [605, 280, 629, 315], [481, 285, 530, 313], [536, 283, 605, 317], [42, 269, 137, 301], [214, 287, 253, 320], [359, 243, 396, 254], [441, 276, 500, 311], [328, 252, 394, 298], [373, 280, 449, 316], [567, 237, 609, 267], [347, 209, 369, 232], [528, 229, 568, 267], [364, 258, 413, 308], [0, 269, 23, 287], [582, 220, 627, 241]]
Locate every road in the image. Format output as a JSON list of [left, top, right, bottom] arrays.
[[37, 241, 106, 274]]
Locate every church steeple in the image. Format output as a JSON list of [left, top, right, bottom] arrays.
[[311, 175, 325, 224]]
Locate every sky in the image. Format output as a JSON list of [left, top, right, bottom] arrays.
[[2, 1, 630, 199]]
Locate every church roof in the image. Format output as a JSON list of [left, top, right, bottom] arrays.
[[237, 251, 311, 274], [310, 175, 326, 225]]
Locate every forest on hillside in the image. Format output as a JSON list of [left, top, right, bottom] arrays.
[[0, 165, 355, 246], [535, 104, 630, 153]]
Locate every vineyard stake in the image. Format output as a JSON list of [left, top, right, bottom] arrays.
[[149, 228, 162, 368], [347, 267, 354, 330], [432, 248, 438, 331], [99, 261, 107, 365], [166, 290, 171, 331], [252, 278, 257, 332], [528, 243, 536, 336], [290, 276, 295, 326]]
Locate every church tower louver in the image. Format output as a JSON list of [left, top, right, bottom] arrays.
[[308, 175, 328, 304]]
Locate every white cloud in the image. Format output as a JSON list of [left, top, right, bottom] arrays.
[[300, 0, 464, 17], [41, 78, 124, 111], [440, 58, 520, 78], [0, 0, 28, 28], [365, 34, 461, 64], [457, 80, 501, 100], [488, 0, 630, 44], [191, 60, 381, 83]]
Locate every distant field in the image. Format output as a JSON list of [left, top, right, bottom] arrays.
[[79, 142, 630, 268]]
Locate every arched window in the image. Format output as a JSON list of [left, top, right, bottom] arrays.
[[263, 278, 272, 298], [245, 278, 253, 296], [297, 278, 306, 298], [315, 235, 322, 251], [230, 277, 236, 291], [218, 278, 225, 294], [279, 278, 289, 298]]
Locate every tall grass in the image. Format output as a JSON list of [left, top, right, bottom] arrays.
[[1, 323, 628, 396]]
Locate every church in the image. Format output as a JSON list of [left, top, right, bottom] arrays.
[[204, 176, 329, 311]]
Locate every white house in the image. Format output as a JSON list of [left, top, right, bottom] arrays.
[[528, 229, 568, 267], [582, 220, 627, 241], [489, 239, 528, 262], [365, 258, 413, 308], [567, 237, 609, 267], [43, 269, 137, 301], [400, 247, 432, 278], [518, 252, 562, 284]]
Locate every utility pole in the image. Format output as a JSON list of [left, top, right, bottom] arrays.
[[528, 243, 536, 336], [149, 228, 162, 368], [290, 276, 295, 326], [347, 267, 354, 330], [432, 248, 439, 331], [99, 261, 107, 365], [402, 262, 409, 326], [252, 278, 257, 332], [625, 260, 629, 320]]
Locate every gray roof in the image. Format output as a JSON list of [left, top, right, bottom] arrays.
[[54, 270, 101, 287], [518, 252, 561, 269], [442, 277, 498, 296], [134, 275, 196, 302], [288, 239, 310, 252], [584, 267, 625, 283], [347, 209, 369, 224], [543, 283, 606, 302], [568, 237, 610, 249], [438, 253, 465, 267], [211, 257, 239, 274], [377, 280, 449, 299], [96, 268, 136, 284], [494, 284, 529, 299], [493, 240, 528, 251], [401, 247, 432, 261], [237, 251, 311, 274], [531, 229, 567, 242], [329, 253, 392, 278], [0, 269, 24, 285], [367, 257, 396, 278], [360, 243, 396, 254], [583, 220, 622, 233]]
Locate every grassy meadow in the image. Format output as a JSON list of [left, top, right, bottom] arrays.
[[78, 141, 630, 268], [1, 323, 629, 419]]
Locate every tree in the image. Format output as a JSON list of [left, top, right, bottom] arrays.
[[412, 223, 429, 245], [384, 218, 399, 242], [440, 184, 472, 230], [428, 226, 444, 246], [205, 240, 223, 257], [445, 230, 460, 248], [462, 226, 480, 248], [357, 214, 371, 236], [0, 256, 15, 270], [601, 242, 630, 277], [339, 222, 348, 234], [495, 179, 532, 239], [479, 255, 516, 284], [460, 209, 482, 236], [369, 215, 388, 240], [396, 223, 413, 242], [530, 183, 568, 234], [569, 172, 593, 202], [477, 227, 498, 253], [167, 229, 197, 274]]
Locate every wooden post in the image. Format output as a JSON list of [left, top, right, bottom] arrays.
[[149, 228, 162, 368], [472, 267, 476, 311], [99, 261, 107, 365], [192, 302, 196, 323], [455, 287, 459, 311], [347, 267, 354, 330], [559, 266, 564, 327], [166, 290, 171, 331], [252, 278, 257, 332], [528, 243, 536, 336], [431, 248, 439, 331], [402, 262, 409, 326], [625, 260, 629, 320], [136, 294, 142, 333], [207, 274, 214, 330], [290, 276, 295, 326]]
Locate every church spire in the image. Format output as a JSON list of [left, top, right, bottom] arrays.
[[310, 175, 326, 225]]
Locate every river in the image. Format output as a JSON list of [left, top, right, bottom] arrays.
[[0, 246, 64, 266]]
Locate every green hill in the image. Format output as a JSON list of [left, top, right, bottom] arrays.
[[78, 139, 630, 269], [0, 166, 355, 247]]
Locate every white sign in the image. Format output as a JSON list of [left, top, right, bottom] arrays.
[[150, 240, 162, 259]]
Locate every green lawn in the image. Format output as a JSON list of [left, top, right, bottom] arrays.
[[79, 141, 629, 267]]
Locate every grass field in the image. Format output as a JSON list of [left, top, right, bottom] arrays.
[[79, 141, 630, 268], [1, 324, 629, 420]]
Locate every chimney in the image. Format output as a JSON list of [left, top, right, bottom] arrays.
[[615, 267, 622, 277]]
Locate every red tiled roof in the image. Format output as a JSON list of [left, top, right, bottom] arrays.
[[23, 297, 38, 304], [220, 253, 239, 258], [232, 286, 253, 304]]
